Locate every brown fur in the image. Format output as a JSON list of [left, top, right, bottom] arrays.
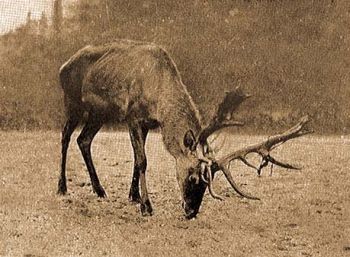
[[59, 39, 202, 156], [58, 39, 206, 217]]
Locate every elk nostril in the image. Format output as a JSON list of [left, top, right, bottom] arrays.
[[184, 205, 197, 219]]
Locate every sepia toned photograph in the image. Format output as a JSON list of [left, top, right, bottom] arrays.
[[0, 0, 349, 256]]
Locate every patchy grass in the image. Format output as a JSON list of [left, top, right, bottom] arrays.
[[0, 131, 349, 256]]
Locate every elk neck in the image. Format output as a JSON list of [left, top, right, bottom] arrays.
[[157, 77, 203, 158]]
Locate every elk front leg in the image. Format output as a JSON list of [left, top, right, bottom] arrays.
[[128, 124, 148, 203], [77, 114, 106, 197], [129, 123, 152, 216]]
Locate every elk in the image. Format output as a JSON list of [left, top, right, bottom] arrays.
[[58, 39, 312, 218]]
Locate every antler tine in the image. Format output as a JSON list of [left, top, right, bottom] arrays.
[[238, 157, 259, 171], [257, 157, 269, 176], [220, 164, 260, 200], [266, 155, 301, 170], [198, 120, 244, 144], [206, 165, 224, 200], [198, 87, 250, 144], [199, 159, 225, 200]]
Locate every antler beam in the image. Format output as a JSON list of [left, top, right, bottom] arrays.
[[209, 115, 313, 200], [216, 115, 312, 169]]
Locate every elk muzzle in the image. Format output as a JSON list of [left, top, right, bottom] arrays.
[[182, 170, 207, 219]]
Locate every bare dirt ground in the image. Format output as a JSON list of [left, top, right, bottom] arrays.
[[0, 131, 349, 257]]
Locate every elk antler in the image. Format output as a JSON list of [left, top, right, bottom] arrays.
[[199, 155, 261, 200], [207, 115, 313, 200], [198, 86, 250, 144], [217, 115, 312, 168]]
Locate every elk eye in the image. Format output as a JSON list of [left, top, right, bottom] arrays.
[[183, 130, 196, 151]]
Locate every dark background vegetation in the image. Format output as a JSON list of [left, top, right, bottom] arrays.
[[0, 0, 349, 133]]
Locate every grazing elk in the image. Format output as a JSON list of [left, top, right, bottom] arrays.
[[58, 39, 310, 218]]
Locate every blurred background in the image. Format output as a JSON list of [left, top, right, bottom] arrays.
[[0, 0, 349, 133]]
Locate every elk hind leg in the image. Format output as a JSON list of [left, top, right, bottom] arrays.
[[58, 116, 80, 195]]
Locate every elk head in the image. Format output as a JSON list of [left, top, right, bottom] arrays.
[[177, 86, 257, 219]]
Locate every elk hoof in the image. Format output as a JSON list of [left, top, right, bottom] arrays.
[[141, 200, 153, 216], [57, 179, 67, 195], [94, 185, 107, 198], [128, 193, 141, 204]]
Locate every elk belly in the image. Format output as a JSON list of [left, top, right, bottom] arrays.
[[81, 93, 127, 122]]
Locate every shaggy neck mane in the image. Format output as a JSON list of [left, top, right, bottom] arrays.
[[154, 47, 203, 158], [159, 79, 203, 158]]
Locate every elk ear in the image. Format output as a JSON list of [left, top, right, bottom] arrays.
[[184, 130, 196, 151]]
